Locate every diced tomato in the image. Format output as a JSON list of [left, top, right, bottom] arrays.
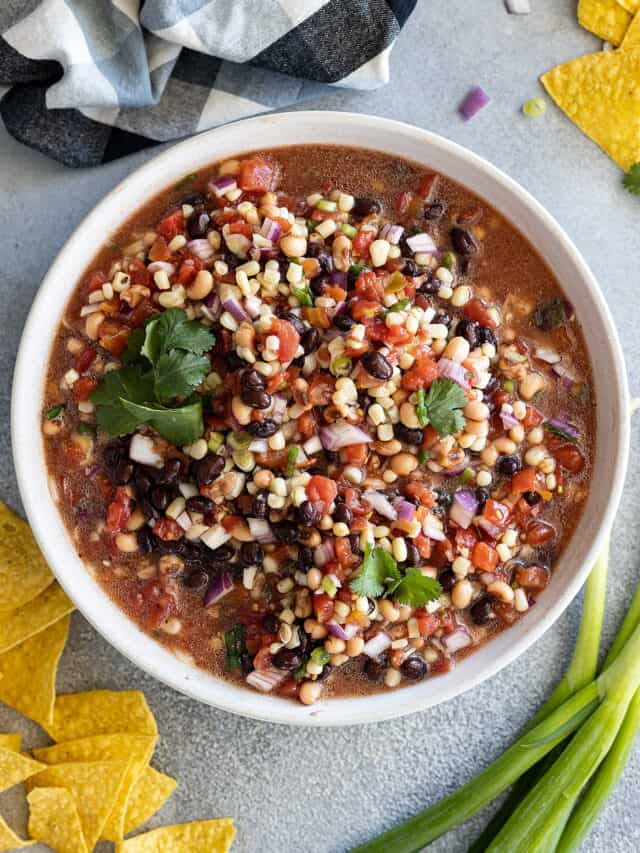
[[511, 467, 538, 494], [227, 221, 253, 238], [353, 230, 375, 258], [455, 527, 478, 553], [221, 515, 243, 532], [324, 285, 347, 302], [95, 472, 113, 500], [471, 541, 499, 571], [405, 483, 436, 507], [402, 354, 439, 390], [351, 299, 381, 322], [463, 298, 496, 329], [157, 210, 184, 240], [138, 579, 175, 630], [430, 658, 453, 675], [298, 410, 318, 438], [251, 449, 289, 471], [354, 270, 382, 301], [152, 518, 183, 541], [516, 565, 550, 590], [127, 258, 151, 287], [72, 376, 98, 403], [84, 271, 107, 295], [417, 173, 438, 199], [343, 488, 367, 516], [74, 347, 96, 374], [302, 306, 331, 329], [414, 534, 432, 559], [341, 444, 368, 466], [148, 237, 170, 262], [384, 325, 414, 345], [313, 593, 334, 624], [524, 520, 556, 545], [99, 322, 130, 357], [177, 256, 203, 286], [335, 536, 357, 568], [522, 406, 544, 430], [238, 158, 274, 193], [125, 298, 156, 328], [105, 487, 131, 534], [422, 425, 440, 449], [483, 499, 511, 530], [415, 612, 439, 637], [307, 475, 338, 514], [396, 191, 413, 216], [551, 443, 585, 473], [253, 646, 272, 671], [308, 374, 335, 406], [271, 318, 300, 363]]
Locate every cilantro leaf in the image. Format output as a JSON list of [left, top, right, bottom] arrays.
[[423, 378, 467, 437], [153, 350, 210, 400], [119, 398, 204, 446], [121, 326, 146, 364], [224, 624, 247, 671], [89, 365, 154, 406], [350, 544, 401, 598], [388, 569, 442, 608], [623, 162, 640, 196], [143, 308, 214, 362]]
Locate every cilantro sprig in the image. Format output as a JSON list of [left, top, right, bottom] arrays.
[[416, 378, 467, 437], [349, 545, 442, 607], [224, 624, 247, 671], [90, 308, 214, 446], [623, 162, 640, 196]]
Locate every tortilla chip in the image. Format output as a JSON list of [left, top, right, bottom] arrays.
[[0, 816, 32, 850], [45, 690, 157, 743], [27, 760, 131, 850], [116, 818, 236, 853], [0, 734, 20, 752], [124, 766, 177, 836], [621, 8, 640, 44], [0, 502, 53, 616], [541, 47, 640, 170], [33, 733, 157, 842], [617, 0, 640, 14], [578, 0, 631, 44], [27, 787, 88, 853], [0, 615, 69, 726], [0, 746, 44, 793], [0, 582, 74, 655]]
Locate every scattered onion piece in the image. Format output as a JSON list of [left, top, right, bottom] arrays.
[[460, 86, 491, 121]]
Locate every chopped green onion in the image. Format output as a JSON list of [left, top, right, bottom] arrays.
[[416, 388, 428, 427], [544, 422, 578, 444], [310, 646, 331, 666], [46, 404, 64, 421], [341, 223, 357, 238], [349, 263, 365, 277], [441, 251, 456, 270], [292, 286, 314, 307], [285, 446, 299, 478], [232, 449, 255, 472], [523, 97, 546, 118], [315, 199, 337, 212], [330, 356, 353, 377], [224, 624, 246, 671], [459, 467, 474, 484], [174, 172, 198, 191], [207, 432, 224, 452], [418, 449, 430, 464], [383, 298, 410, 317], [503, 379, 515, 393], [321, 575, 338, 597], [228, 430, 251, 450], [76, 422, 96, 437]]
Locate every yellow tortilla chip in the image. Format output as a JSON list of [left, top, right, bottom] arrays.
[[578, 0, 631, 44], [0, 746, 44, 793], [0, 502, 53, 616], [621, 8, 640, 44], [33, 733, 157, 842], [0, 734, 20, 752], [617, 0, 640, 14], [0, 582, 74, 654], [0, 816, 32, 850], [27, 759, 131, 850], [124, 766, 177, 836], [541, 47, 640, 170], [116, 818, 236, 853], [0, 615, 70, 726], [45, 690, 158, 742], [27, 787, 88, 853]]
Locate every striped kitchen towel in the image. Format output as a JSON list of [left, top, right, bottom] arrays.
[[0, 0, 416, 168]]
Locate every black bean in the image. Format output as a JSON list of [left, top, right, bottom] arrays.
[[349, 534, 362, 556], [207, 544, 235, 564], [333, 503, 352, 526], [417, 275, 440, 295], [483, 375, 499, 397], [524, 491, 542, 507], [273, 648, 303, 671], [187, 210, 210, 239], [394, 423, 424, 445], [309, 276, 326, 297], [297, 501, 321, 527], [155, 537, 185, 555], [150, 485, 173, 512], [186, 495, 214, 514], [252, 491, 268, 518], [241, 542, 264, 565], [433, 312, 452, 327], [241, 387, 271, 409], [193, 454, 225, 487], [182, 192, 206, 207], [475, 488, 490, 514], [184, 569, 208, 589], [352, 197, 381, 217], [272, 521, 298, 544], [241, 369, 265, 391], [138, 497, 156, 521], [470, 596, 496, 625], [277, 311, 306, 337], [136, 527, 154, 554], [438, 569, 456, 592], [477, 326, 497, 347], [240, 651, 254, 675], [225, 351, 244, 371], [113, 459, 134, 485], [362, 350, 393, 380], [456, 318, 480, 349], [261, 612, 279, 633], [297, 545, 314, 569], [316, 662, 333, 681], [248, 419, 279, 438], [437, 491, 453, 510], [333, 313, 354, 332], [402, 258, 419, 277], [301, 327, 320, 355], [306, 242, 333, 274], [401, 656, 428, 680], [405, 542, 421, 566], [364, 656, 388, 682], [497, 454, 522, 477], [157, 457, 183, 484], [451, 226, 478, 256], [425, 201, 446, 220]]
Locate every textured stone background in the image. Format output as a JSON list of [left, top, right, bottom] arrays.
[[1, 1, 639, 850]]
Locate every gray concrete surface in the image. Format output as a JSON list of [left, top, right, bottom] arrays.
[[1, 1, 640, 850]]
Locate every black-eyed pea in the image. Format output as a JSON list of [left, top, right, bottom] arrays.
[[186, 269, 213, 300], [451, 579, 473, 609], [390, 452, 418, 476], [299, 680, 322, 705], [280, 234, 307, 257], [464, 400, 489, 421], [346, 637, 365, 657], [442, 336, 470, 363], [487, 580, 515, 604], [373, 439, 402, 456], [519, 372, 546, 400], [115, 532, 138, 553]]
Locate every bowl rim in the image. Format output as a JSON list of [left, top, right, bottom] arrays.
[[12, 111, 630, 726]]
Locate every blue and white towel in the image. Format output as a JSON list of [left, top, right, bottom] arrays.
[[0, 0, 416, 167]]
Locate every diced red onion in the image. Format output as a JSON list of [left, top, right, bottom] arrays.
[[460, 86, 491, 121], [246, 668, 286, 693], [380, 223, 404, 245], [260, 217, 283, 243], [272, 394, 288, 423], [423, 518, 446, 541], [129, 434, 163, 468], [363, 490, 398, 521], [175, 511, 192, 532], [534, 347, 561, 365], [396, 500, 416, 522], [406, 232, 437, 254], [259, 247, 280, 261], [247, 518, 276, 545], [249, 438, 269, 453], [477, 516, 502, 539], [505, 0, 530, 12], [329, 301, 347, 321], [450, 489, 479, 530], [147, 261, 176, 275], [203, 572, 234, 606], [500, 411, 520, 430], [438, 358, 469, 388], [443, 627, 473, 653], [363, 632, 392, 658], [546, 417, 580, 441], [201, 525, 232, 551], [186, 239, 215, 261], [444, 457, 469, 478], [552, 361, 577, 387], [480, 572, 497, 585], [223, 297, 249, 323], [329, 271, 348, 288], [327, 621, 358, 641], [205, 291, 221, 314], [209, 175, 237, 197], [319, 421, 371, 451], [314, 539, 335, 567], [244, 294, 262, 318]]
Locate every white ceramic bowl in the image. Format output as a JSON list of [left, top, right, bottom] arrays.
[[12, 112, 629, 726]]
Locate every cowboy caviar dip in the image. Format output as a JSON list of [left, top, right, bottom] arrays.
[[43, 146, 594, 705]]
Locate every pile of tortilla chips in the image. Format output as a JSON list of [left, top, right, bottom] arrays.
[[540, 0, 640, 171], [0, 502, 235, 853]]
